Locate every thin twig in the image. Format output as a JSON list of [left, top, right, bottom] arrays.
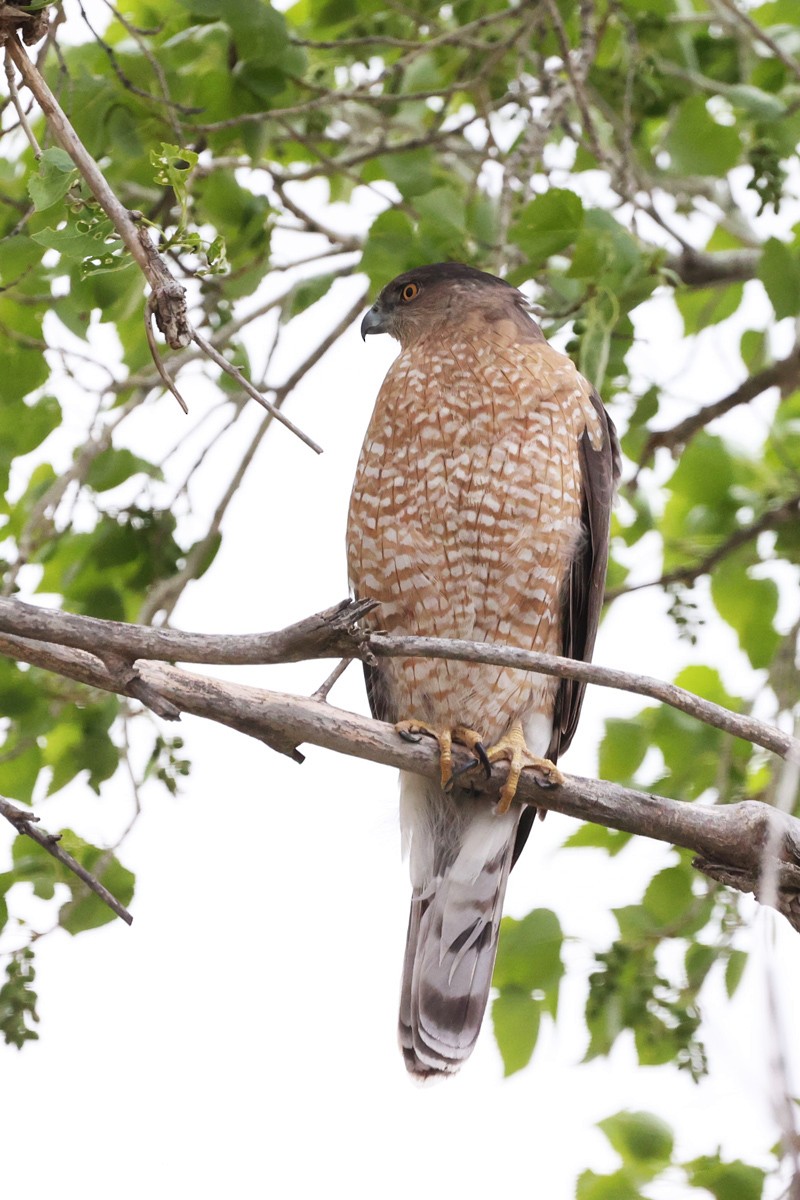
[[3, 45, 41, 156], [643, 346, 800, 462], [189, 329, 322, 455], [0, 795, 133, 926], [609, 492, 800, 599], [311, 658, 353, 703]]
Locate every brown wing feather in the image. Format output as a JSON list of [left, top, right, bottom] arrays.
[[550, 390, 620, 759], [513, 391, 619, 867]]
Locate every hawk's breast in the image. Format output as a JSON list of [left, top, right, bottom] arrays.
[[347, 329, 603, 735]]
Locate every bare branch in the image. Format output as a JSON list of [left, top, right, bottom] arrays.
[[3, 43, 41, 155], [367, 634, 799, 762], [0, 597, 796, 763], [135, 661, 800, 934], [0, 596, 379, 668], [642, 345, 800, 462], [665, 247, 761, 288], [189, 328, 323, 455], [5, 35, 191, 350], [0, 795, 133, 926], [4, 34, 323, 456], [610, 491, 800, 599], [1, 600, 798, 924]]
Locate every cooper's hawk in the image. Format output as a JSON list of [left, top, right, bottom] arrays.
[[347, 263, 619, 1079]]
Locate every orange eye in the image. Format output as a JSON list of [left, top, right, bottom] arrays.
[[401, 282, 419, 302]]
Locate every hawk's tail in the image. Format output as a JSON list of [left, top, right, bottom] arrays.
[[397, 773, 520, 1081]]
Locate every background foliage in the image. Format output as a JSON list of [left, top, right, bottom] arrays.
[[1, 0, 799, 1193]]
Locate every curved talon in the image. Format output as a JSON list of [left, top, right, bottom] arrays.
[[397, 728, 422, 744], [394, 720, 488, 791], [482, 721, 564, 814], [474, 741, 492, 778], [449, 743, 492, 786]]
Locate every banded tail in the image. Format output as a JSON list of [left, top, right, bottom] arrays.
[[397, 772, 521, 1080]]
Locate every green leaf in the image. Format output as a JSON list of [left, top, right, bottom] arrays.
[[642, 866, 695, 929], [758, 237, 800, 319], [685, 1156, 765, 1200], [491, 989, 540, 1076], [509, 189, 584, 268], [563, 824, 632, 856], [0, 949, 39, 1048], [677, 283, 744, 335], [663, 97, 741, 175], [673, 665, 741, 712], [360, 210, 421, 290], [85, 447, 160, 492], [685, 942, 716, 990], [598, 1110, 674, 1171], [0, 742, 43, 806], [27, 147, 78, 211], [494, 908, 564, 994], [281, 272, 339, 323], [710, 557, 780, 669], [740, 329, 767, 373], [599, 718, 649, 783], [724, 949, 748, 997], [575, 1169, 643, 1200], [0, 235, 46, 285]]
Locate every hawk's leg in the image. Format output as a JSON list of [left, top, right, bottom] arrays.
[[395, 721, 490, 789], [480, 720, 564, 814]]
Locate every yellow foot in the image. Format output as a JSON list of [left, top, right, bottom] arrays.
[[395, 720, 489, 790], [481, 721, 564, 814]]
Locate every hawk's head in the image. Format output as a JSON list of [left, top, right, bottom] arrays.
[[360, 262, 540, 348]]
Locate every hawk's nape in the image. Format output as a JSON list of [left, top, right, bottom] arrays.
[[347, 262, 620, 1079]]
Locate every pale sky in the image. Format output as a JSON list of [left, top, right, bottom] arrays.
[[2, 9, 799, 1198]]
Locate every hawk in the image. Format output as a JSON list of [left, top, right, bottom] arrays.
[[347, 262, 619, 1080]]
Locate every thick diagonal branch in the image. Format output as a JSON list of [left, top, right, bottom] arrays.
[[0, 597, 795, 762], [1, 608, 798, 927], [133, 662, 800, 935]]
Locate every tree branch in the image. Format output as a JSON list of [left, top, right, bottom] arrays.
[[642, 345, 800, 462], [1, 598, 799, 927], [124, 661, 800, 935], [0, 795, 133, 926], [0, 597, 795, 763], [609, 491, 800, 599], [3, 33, 322, 455], [5, 34, 191, 350], [665, 247, 760, 287]]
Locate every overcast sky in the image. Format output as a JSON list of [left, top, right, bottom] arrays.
[[2, 9, 799, 1198]]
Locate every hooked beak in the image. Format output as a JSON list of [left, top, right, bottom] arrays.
[[360, 302, 389, 340]]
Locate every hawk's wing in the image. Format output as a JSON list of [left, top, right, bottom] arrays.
[[362, 646, 396, 725], [359, 389, 620, 870], [513, 390, 619, 866], [550, 390, 620, 760]]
